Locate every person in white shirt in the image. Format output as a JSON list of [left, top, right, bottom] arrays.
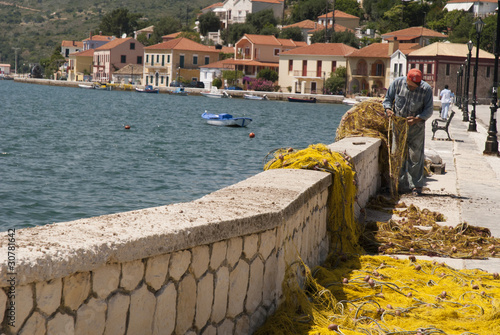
[[440, 85, 452, 120]]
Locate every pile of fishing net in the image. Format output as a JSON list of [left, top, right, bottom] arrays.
[[256, 99, 500, 334]]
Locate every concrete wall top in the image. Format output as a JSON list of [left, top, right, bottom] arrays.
[[0, 169, 332, 286]]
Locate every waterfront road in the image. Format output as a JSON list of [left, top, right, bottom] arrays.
[[366, 103, 500, 274]]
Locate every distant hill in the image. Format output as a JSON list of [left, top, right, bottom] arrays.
[[0, 0, 215, 72]]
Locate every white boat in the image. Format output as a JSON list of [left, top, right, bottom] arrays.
[[78, 83, 94, 89], [342, 98, 358, 106], [201, 111, 252, 127], [135, 85, 159, 93], [200, 87, 230, 98], [244, 94, 268, 100]]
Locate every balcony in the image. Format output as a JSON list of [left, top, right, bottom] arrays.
[[292, 70, 322, 78], [235, 54, 252, 60], [351, 68, 367, 76]]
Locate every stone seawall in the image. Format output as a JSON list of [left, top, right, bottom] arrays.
[[0, 137, 381, 335]]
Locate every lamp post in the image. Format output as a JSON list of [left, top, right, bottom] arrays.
[[456, 65, 463, 109], [463, 41, 473, 121], [484, 2, 500, 155], [469, 18, 485, 132]]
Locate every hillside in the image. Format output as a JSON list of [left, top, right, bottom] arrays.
[[0, 0, 215, 72]]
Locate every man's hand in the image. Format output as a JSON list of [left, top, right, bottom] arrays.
[[407, 116, 423, 126], [385, 108, 394, 117]]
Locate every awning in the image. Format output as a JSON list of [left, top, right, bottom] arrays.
[[444, 3, 473, 11]]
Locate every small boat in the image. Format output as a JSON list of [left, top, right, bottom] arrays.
[[288, 96, 316, 103], [172, 87, 188, 96], [94, 83, 112, 91], [200, 87, 230, 98], [342, 98, 358, 106], [136, 85, 159, 93], [201, 111, 252, 127], [78, 83, 95, 89], [244, 94, 268, 100]]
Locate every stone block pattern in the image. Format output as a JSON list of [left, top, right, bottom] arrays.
[[0, 138, 380, 335], [0, 191, 330, 335]]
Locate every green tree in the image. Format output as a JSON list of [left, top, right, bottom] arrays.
[[279, 27, 304, 41], [335, 0, 363, 18], [150, 16, 182, 44], [198, 12, 221, 36], [325, 65, 347, 94], [257, 68, 279, 82], [178, 31, 202, 43], [222, 69, 244, 86], [291, 0, 330, 23], [260, 23, 280, 36], [246, 9, 278, 33], [39, 45, 65, 78], [98, 8, 142, 37], [447, 12, 474, 44], [311, 29, 359, 48], [212, 77, 223, 88], [222, 23, 256, 45]]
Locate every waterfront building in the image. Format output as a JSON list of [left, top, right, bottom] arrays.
[[67, 49, 94, 82]]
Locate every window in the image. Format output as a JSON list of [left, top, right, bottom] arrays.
[[156, 55, 160, 63], [288, 59, 293, 72], [193, 55, 198, 65], [302, 60, 307, 77], [317, 60, 322, 78], [399, 64, 403, 77], [419, 63, 424, 72], [121, 55, 126, 63], [487, 66, 491, 78], [130, 43, 135, 50], [394, 64, 398, 76], [146, 55, 149, 63], [162, 55, 165, 66], [446, 63, 450, 76], [167, 55, 171, 63], [375, 63, 384, 76], [205, 56, 210, 65], [332, 61, 337, 73], [137, 56, 142, 65], [427, 63, 432, 74], [274, 48, 280, 56], [180, 55, 185, 68], [151, 55, 154, 66], [161, 76, 164, 84]]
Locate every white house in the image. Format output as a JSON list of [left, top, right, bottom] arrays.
[[444, 0, 497, 17], [0, 63, 11, 75]]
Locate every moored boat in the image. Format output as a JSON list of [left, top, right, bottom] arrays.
[[244, 94, 268, 100], [342, 98, 358, 106], [78, 83, 94, 89], [288, 96, 316, 103], [172, 87, 188, 96], [201, 87, 229, 98], [136, 85, 159, 93], [201, 111, 252, 127]]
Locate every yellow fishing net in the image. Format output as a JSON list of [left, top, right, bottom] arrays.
[[256, 100, 500, 335]]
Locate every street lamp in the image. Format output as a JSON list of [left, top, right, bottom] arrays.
[[469, 18, 485, 132], [456, 65, 463, 109], [484, 2, 500, 155], [463, 41, 473, 121]]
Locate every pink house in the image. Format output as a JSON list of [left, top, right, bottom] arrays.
[[93, 37, 144, 83]]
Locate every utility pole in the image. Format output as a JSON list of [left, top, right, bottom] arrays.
[[12, 47, 20, 76]]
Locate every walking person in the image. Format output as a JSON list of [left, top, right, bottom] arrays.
[[382, 69, 434, 196], [440, 84, 452, 120]]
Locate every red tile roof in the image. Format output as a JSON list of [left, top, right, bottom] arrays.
[[201, 2, 224, 11], [70, 49, 94, 57], [162, 32, 182, 39], [382, 27, 448, 39], [280, 43, 357, 56], [83, 35, 114, 42], [317, 10, 359, 19], [348, 43, 390, 58], [207, 46, 235, 54], [242, 34, 306, 47], [308, 23, 353, 33], [62, 40, 83, 48], [283, 19, 319, 30], [145, 37, 220, 53], [95, 37, 137, 51]]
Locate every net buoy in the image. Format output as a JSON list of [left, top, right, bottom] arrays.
[[249, 132, 255, 138]]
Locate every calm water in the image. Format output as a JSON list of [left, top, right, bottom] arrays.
[[0, 81, 349, 231]]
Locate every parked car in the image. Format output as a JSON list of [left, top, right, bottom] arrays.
[[227, 86, 243, 90], [187, 81, 205, 88]]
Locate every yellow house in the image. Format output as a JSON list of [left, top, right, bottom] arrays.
[[231, 34, 307, 79], [279, 43, 356, 94], [67, 49, 94, 81], [346, 41, 419, 96], [143, 37, 220, 87]]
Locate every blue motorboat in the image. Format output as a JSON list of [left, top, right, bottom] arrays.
[[201, 111, 252, 127], [136, 85, 159, 93]]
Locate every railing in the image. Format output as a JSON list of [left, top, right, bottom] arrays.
[[351, 68, 367, 76], [292, 70, 322, 78]]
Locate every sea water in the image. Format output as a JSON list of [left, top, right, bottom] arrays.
[[0, 80, 349, 230]]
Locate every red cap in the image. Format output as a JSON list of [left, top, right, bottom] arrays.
[[407, 68, 422, 84]]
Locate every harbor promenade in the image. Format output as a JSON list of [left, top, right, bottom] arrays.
[[368, 103, 500, 273]]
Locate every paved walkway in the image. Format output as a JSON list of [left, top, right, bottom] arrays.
[[368, 103, 500, 273]]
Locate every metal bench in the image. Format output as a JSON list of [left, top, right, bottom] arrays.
[[431, 111, 455, 140]]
